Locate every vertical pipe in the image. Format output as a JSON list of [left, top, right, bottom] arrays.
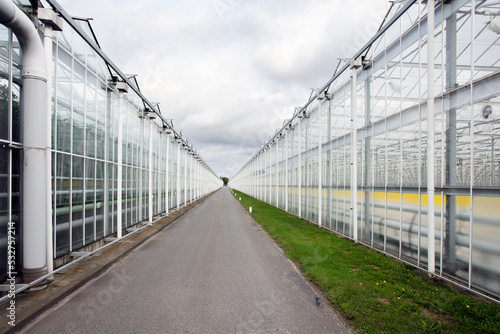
[[318, 99, 322, 227], [148, 117, 153, 223], [305, 118, 309, 219], [290, 128, 294, 212], [139, 118, 143, 221], [43, 22, 54, 275], [157, 131, 162, 214], [269, 146, 272, 204], [116, 91, 124, 238], [184, 147, 188, 205], [1, 0, 50, 283], [294, 117, 302, 218], [327, 98, 332, 229], [427, 0, 436, 274], [165, 133, 169, 214], [492, 139, 495, 186], [445, 9, 457, 273], [351, 67, 358, 240], [364, 74, 372, 244], [264, 149, 267, 202], [468, 1, 476, 289], [263, 150, 266, 200], [285, 131, 288, 212], [276, 140, 279, 207], [260, 153, 263, 200], [176, 140, 181, 209], [190, 152, 194, 203]]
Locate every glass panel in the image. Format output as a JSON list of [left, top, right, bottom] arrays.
[[87, 46, 97, 75], [55, 153, 71, 257], [0, 147, 8, 277], [56, 47, 72, 153], [96, 85, 106, 160], [74, 61, 86, 155], [0, 79, 8, 141], [11, 82, 21, 144], [0, 27, 10, 141], [472, 196, 500, 297], [55, 24, 72, 53], [73, 33, 86, 66], [11, 33, 21, 86], [85, 71, 96, 158], [95, 161, 104, 239], [400, 192, 420, 264], [385, 192, 401, 256], [106, 88, 117, 163], [106, 163, 116, 235], [72, 110, 84, 156], [72, 156, 84, 250], [85, 159, 95, 244]]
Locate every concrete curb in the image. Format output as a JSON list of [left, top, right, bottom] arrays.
[[0, 192, 216, 334]]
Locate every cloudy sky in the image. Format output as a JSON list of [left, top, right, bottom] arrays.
[[51, 0, 391, 178]]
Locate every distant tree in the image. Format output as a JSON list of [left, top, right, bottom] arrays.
[[221, 177, 229, 186]]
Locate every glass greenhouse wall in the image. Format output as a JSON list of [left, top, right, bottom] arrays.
[[0, 1, 221, 284], [230, 0, 500, 300]]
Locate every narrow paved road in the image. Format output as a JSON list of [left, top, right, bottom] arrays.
[[22, 188, 349, 333]]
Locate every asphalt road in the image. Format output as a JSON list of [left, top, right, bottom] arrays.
[[21, 188, 350, 333]]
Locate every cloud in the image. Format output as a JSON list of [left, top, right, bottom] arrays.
[[53, 0, 390, 178]]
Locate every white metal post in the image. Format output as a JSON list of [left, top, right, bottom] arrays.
[[157, 129, 162, 214], [269, 146, 272, 203], [40, 8, 62, 275], [298, 117, 302, 218], [44, 19, 54, 276], [139, 118, 143, 221], [276, 139, 279, 207], [116, 90, 125, 238], [197, 159, 201, 199], [184, 147, 188, 205], [285, 130, 288, 212], [190, 152, 193, 203], [148, 115, 153, 224], [318, 98, 323, 227], [259, 149, 266, 202], [263, 148, 267, 202], [351, 63, 359, 241], [427, 0, 436, 274], [176, 139, 181, 209], [165, 132, 170, 215]]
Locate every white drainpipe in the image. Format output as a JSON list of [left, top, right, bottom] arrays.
[[0, 0, 48, 283]]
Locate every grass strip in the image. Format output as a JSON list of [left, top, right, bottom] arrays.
[[232, 190, 500, 333]]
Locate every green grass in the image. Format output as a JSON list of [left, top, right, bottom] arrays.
[[232, 190, 500, 334]]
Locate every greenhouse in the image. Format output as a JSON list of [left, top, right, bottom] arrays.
[[230, 0, 500, 300], [0, 0, 221, 285]]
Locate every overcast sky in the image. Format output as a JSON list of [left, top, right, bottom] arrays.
[[51, 0, 391, 178]]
